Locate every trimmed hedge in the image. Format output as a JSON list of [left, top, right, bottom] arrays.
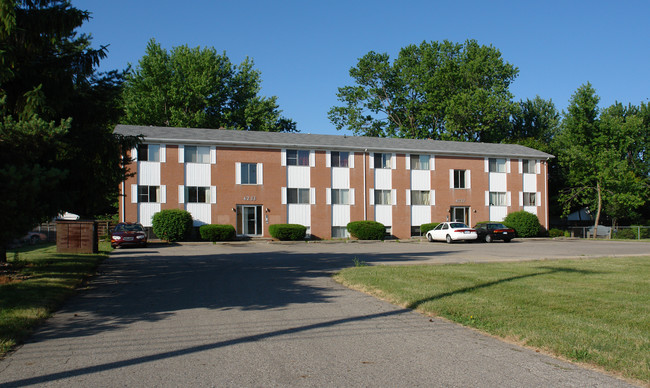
[[269, 224, 307, 240], [503, 211, 541, 238], [199, 224, 236, 242], [347, 221, 385, 240], [548, 228, 565, 238], [152, 209, 193, 242], [420, 223, 440, 235]]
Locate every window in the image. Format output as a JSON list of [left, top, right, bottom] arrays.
[[411, 226, 421, 237], [138, 144, 160, 162], [453, 170, 467, 189], [331, 151, 349, 167], [489, 158, 506, 173], [138, 186, 159, 203], [187, 187, 210, 203], [185, 146, 210, 163], [489, 192, 507, 206], [522, 159, 536, 174], [331, 189, 350, 205], [241, 163, 257, 184], [287, 149, 310, 166], [523, 192, 537, 206], [374, 153, 391, 169], [332, 226, 348, 238], [411, 190, 430, 205], [287, 188, 310, 204], [410, 154, 429, 170], [374, 189, 391, 205]]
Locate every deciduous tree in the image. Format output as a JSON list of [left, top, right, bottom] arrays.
[[328, 40, 518, 141], [122, 39, 296, 132]]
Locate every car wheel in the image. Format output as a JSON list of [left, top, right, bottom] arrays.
[[446, 234, 452, 244], [427, 233, 433, 242], [485, 234, 493, 243], [504, 238, 511, 243]]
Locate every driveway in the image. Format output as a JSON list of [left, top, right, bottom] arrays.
[[0, 239, 646, 387]]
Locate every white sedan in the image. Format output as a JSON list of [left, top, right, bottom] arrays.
[[426, 222, 478, 243]]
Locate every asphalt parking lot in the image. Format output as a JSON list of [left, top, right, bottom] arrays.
[[0, 239, 647, 387]]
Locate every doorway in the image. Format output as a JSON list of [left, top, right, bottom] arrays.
[[450, 207, 470, 225], [237, 205, 263, 236]]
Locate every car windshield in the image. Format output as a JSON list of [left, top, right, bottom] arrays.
[[489, 224, 507, 230], [449, 223, 469, 228], [115, 224, 144, 232]]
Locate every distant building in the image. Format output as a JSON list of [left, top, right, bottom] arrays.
[[114, 125, 553, 239]]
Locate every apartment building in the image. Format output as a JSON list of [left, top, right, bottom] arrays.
[[114, 125, 553, 239]]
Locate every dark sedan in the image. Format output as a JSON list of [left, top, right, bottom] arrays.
[[111, 222, 147, 248], [475, 223, 515, 243]]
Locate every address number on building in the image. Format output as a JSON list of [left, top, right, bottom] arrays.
[[243, 196, 256, 201]]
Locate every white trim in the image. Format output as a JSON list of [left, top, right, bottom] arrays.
[[326, 188, 331, 205], [281, 149, 286, 166], [210, 186, 217, 204], [257, 163, 263, 185], [235, 162, 241, 184], [466, 170, 471, 189], [178, 185, 185, 203], [484, 158, 489, 172], [160, 185, 167, 204], [326, 150, 331, 168], [309, 150, 315, 167], [519, 192, 523, 207], [178, 145, 184, 163], [405, 154, 411, 170], [430, 155, 435, 171], [131, 184, 138, 203], [405, 189, 411, 205], [536, 160, 541, 174], [131, 147, 138, 162], [210, 146, 217, 164], [369, 152, 375, 169], [350, 188, 355, 205], [349, 151, 355, 168], [449, 169, 454, 189], [159, 145, 166, 163], [310, 187, 316, 204], [391, 189, 397, 205], [537, 191, 542, 207], [281, 187, 287, 204], [485, 191, 490, 206], [430, 190, 435, 206], [506, 191, 511, 206], [506, 159, 511, 173], [391, 153, 396, 169], [518, 159, 523, 174], [369, 189, 375, 205]]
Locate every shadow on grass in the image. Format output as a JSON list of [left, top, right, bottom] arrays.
[[407, 266, 602, 309]]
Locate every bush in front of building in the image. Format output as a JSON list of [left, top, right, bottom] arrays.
[[503, 211, 541, 238], [347, 221, 385, 240], [548, 228, 565, 238], [269, 224, 307, 240], [152, 209, 193, 242], [420, 223, 440, 235], [199, 224, 236, 242]]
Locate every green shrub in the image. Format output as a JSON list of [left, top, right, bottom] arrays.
[[420, 223, 440, 235], [503, 211, 541, 238], [152, 209, 193, 242], [548, 228, 565, 238], [199, 224, 236, 242], [269, 224, 307, 240], [347, 221, 385, 240]]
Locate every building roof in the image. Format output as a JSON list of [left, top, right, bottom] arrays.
[[114, 124, 554, 159]]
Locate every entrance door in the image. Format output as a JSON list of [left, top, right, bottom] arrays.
[[451, 207, 470, 225], [237, 205, 263, 236]]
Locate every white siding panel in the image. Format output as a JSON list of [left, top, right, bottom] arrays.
[[210, 186, 217, 204], [310, 187, 316, 205], [405, 154, 411, 170], [332, 167, 350, 188], [138, 162, 160, 185], [411, 205, 431, 226], [405, 189, 411, 206], [288, 204, 311, 227], [466, 170, 471, 189], [524, 206, 538, 215], [369, 153, 374, 169], [375, 169, 392, 189], [281, 149, 286, 166], [131, 184, 138, 204], [411, 170, 430, 190], [131, 147, 138, 162], [332, 204, 350, 226], [309, 150, 315, 167], [178, 145, 184, 163], [369, 189, 375, 205], [350, 188, 355, 205], [281, 187, 287, 204], [287, 166, 310, 188], [186, 163, 211, 186], [325, 151, 331, 168], [489, 206, 508, 222], [489, 172, 507, 191], [235, 162, 241, 184], [537, 192, 542, 207], [449, 169, 454, 189], [391, 153, 396, 169], [326, 188, 331, 205], [430, 155, 435, 170], [139, 203, 160, 227], [257, 163, 263, 185], [375, 205, 392, 226], [536, 161, 541, 174], [187, 203, 211, 226], [349, 152, 355, 168], [210, 146, 216, 164], [159, 145, 166, 163], [178, 185, 185, 203], [523, 173, 537, 192]]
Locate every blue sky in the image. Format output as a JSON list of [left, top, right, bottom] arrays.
[[77, 0, 649, 135]]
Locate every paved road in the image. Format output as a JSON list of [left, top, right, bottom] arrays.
[[1, 239, 647, 387]]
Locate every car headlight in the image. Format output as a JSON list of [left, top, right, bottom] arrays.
[[112, 235, 122, 240], [137, 235, 145, 239]]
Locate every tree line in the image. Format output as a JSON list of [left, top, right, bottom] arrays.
[[1, 1, 648, 260]]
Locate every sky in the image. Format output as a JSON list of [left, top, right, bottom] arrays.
[[76, 0, 649, 136]]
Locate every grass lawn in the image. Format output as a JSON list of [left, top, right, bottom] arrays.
[[334, 257, 650, 383], [0, 242, 110, 356]]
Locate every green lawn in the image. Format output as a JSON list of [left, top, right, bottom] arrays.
[[334, 257, 650, 383], [0, 243, 109, 356]]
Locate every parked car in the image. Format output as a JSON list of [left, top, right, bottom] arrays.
[[426, 222, 478, 243], [475, 223, 515, 243], [111, 222, 147, 248]]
